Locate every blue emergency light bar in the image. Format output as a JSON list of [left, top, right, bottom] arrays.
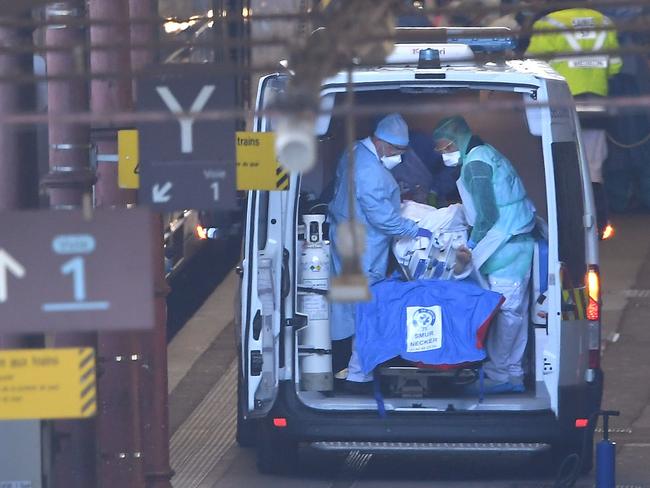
[[395, 27, 518, 53]]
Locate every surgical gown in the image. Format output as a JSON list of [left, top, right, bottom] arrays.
[[328, 138, 419, 341]]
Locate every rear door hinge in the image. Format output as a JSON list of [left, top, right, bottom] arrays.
[[250, 350, 263, 376], [286, 313, 308, 331]]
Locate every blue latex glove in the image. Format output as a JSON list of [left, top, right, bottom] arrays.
[[417, 228, 433, 239], [466, 238, 477, 250]]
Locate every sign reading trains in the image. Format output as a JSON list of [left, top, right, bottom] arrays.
[[137, 66, 238, 212], [0, 348, 96, 420], [0, 208, 155, 333], [236, 132, 290, 191]]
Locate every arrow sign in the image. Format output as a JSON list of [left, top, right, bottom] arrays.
[[0, 249, 25, 303], [152, 182, 172, 203]]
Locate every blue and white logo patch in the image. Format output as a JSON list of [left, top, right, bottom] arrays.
[[406, 305, 442, 352]]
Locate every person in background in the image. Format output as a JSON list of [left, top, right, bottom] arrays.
[[328, 113, 432, 392], [526, 4, 621, 235], [390, 145, 434, 204], [409, 130, 461, 206], [432, 116, 536, 394], [599, 5, 650, 214]]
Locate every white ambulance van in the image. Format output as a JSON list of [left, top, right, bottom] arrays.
[[236, 28, 604, 475]]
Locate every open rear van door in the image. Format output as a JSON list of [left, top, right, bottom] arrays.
[[239, 75, 291, 418], [531, 79, 594, 416]]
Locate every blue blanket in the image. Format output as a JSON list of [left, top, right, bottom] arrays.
[[356, 279, 504, 374]]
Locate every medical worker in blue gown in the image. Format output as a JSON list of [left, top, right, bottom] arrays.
[[329, 113, 432, 389], [432, 116, 536, 394]]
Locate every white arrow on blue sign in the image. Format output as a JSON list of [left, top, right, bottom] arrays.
[[152, 182, 173, 203], [0, 249, 25, 303]]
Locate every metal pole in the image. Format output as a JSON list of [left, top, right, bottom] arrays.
[[129, 1, 173, 487], [88, 0, 144, 486], [42, 3, 98, 488], [0, 18, 38, 212], [0, 14, 39, 346], [129, 0, 158, 100], [0, 12, 43, 488]]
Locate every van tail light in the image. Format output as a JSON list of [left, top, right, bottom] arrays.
[[273, 417, 288, 428], [586, 266, 600, 322], [575, 418, 589, 428], [586, 265, 601, 371]]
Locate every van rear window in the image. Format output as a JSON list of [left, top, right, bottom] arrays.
[[552, 142, 586, 287]]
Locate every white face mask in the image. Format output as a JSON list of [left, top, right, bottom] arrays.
[[442, 150, 461, 167], [381, 154, 402, 170]]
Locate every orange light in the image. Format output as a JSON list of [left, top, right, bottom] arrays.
[[586, 267, 600, 321], [586, 300, 599, 321], [587, 268, 600, 302], [575, 418, 589, 428], [196, 225, 208, 240], [273, 417, 287, 428], [602, 224, 615, 240]]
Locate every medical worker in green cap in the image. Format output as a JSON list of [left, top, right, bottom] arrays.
[[432, 116, 536, 394]]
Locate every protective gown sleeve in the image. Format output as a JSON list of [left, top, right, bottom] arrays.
[[354, 156, 419, 239], [464, 160, 498, 243]]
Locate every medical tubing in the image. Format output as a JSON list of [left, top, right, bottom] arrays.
[[307, 202, 329, 214], [606, 131, 650, 149], [373, 375, 387, 419]]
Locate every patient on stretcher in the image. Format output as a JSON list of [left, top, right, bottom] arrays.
[[392, 201, 475, 282], [346, 200, 543, 397]]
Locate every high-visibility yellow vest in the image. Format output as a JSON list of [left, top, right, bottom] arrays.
[[526, 8, 622, 96]]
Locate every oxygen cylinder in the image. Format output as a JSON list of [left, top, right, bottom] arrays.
[[297, 214, 333, 391]]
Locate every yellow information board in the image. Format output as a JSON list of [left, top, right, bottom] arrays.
[[0, 348, 96, 420], [118, 129, 140, 189], [236, 132, 289, 191]]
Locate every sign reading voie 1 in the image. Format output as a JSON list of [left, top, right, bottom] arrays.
[[0, 208, 155, 333], [138, 66, 238, 212]]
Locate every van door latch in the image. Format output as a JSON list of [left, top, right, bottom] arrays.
[[252, 310, 262, 340]]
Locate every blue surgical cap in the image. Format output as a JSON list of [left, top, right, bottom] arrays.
[[374, 113, 409, 147]]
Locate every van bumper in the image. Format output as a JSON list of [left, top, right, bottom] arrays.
[[266, 374, 603, 447]]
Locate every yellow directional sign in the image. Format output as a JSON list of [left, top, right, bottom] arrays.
[[0, 348, 96, 420], [118, 129, 140, 189], [236, 132, 289, 191]]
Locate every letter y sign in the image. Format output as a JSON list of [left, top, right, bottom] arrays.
[[156, 85, 216, 154]]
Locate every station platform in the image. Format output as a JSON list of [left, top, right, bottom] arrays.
[[167, 269, 239, 487], [167, 214, 650, 487]]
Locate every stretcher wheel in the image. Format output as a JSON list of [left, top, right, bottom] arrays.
[[450, 368, 478, 386]]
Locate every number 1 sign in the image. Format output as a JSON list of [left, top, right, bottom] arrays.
[[0, 208, 155, 333]]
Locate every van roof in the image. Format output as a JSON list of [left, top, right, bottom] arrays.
[[321, 59, 564, 90], [316, 27, 565, 89]]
